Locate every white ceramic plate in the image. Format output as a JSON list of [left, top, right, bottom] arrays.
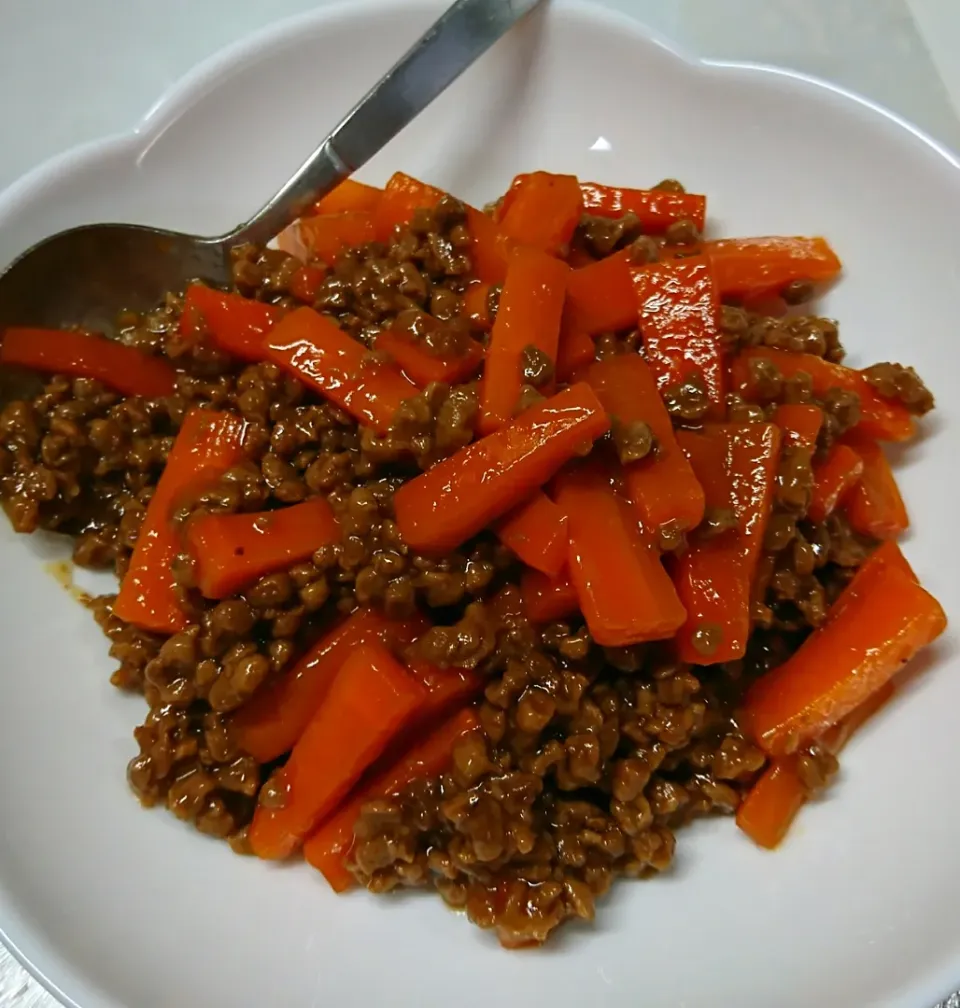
[[1, 2, 958, 1006]]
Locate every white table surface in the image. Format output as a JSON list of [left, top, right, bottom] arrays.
[[1, 1, 959, 1005]]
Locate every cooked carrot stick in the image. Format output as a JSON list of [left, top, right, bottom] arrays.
[[493, 491, 568, 577], [554, 316, 595, 382], [808, 443, 864, 522], [731, 347, 915, 442], [185, 497, 340, 600], [773, 403, 823, 451], [394, 382, 609, 553], [521, 566, 580, 624], [465, 206, 509, 285], [742, 562, 946, 756], [579, 181, 707, 233], [673, 423, 782, 664], [304, 708, 478, 892], [294, 211, 376, 264], [179, 285, 282, 362], [462, 281, 495, 331], [704, 236, 842, 297], [630, 258, 725, 418], [374, 171, 446, 239], [288, 264, 327, 304], [478, 246, 569, 434], [585, 354, 705, 532], [249, 641, 427, 860], [265, 307, 417, 433], [373, 311, 484, 387], [838, 540, 917, 602], [232, 608, 427, 763], [564, 248, 636, 335], [314, 178, 383, 215], [555, 459, 686, 647], [497, 172, 583, 256], [112, 409, 249, 633], [566, 247, 597, 269], [841, 432, 909, 539], [734, 758, 805, 850], [1, 327, 176, 399]]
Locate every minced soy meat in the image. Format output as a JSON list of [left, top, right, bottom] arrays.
[[0, 184, 935, 948]]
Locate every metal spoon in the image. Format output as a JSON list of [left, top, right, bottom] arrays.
[[0, 0, 542, 336]]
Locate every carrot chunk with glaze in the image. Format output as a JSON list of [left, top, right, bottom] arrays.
[[374, 171, 446, 240], [295, 211, 376, 265], [1, 327, 176, 399], [112, 408, 249, 633], [249, 641, 427, 859], [773, 403, 823, 451], [630, 258, 725, 418], [304, 708, 478, 891], [314, 178, 383, 215], [494, 491, 568, 577], [478, 246, 568, 435], [730, 347, 915, 442], [394, 382, 609, 553], [841, 432, 909, 539], [521, 567, 580, 624], [265, 306, 417, 433], [497, 172, 583, 257], [672, 423, 782, 664], [555, 459, 686, 647], [704, 236, 841, 297], [185, 496, 340, 600], [374, 312, 483, 387], [555, 316, 597, 382], [808, 443, 864, 522], [579, 181, 706, 232], [742, 561, 945, 756], [564, 248, 636, 336], [180, 285, 282, 361], [585, 354, 705, 532], [232, 608, 427, 763], [462, 281, 495, 332]]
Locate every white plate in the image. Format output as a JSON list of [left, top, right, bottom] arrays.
[[0, 2, 958, 1006]]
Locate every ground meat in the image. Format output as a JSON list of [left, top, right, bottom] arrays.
[[576, 212, 642, 258], [611, 417, 656, 464], [862, 362, 935, 415]]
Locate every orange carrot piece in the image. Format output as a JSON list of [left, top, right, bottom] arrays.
[[773, 403, 823, 451], [465, 206, 510, 285], [112, 409, 248, 633], [742, 562, 945, 756], [314, 178, 383, 215], [304, 708, 478, 891], [673, 423, 782, 664], [180, 285, 282, 362], [295, 212, 376, 264], [735, 758, 806, 850], [394, 382, 609, 553], [233, 609, 427, 763], [265, 307, 416, 433], [555, 316, 597, 383], [288, 264, 327, 304], [564, 248, 636, 336], [185, 497, 340, 600], [730, 347, 915, 442], [579, 181, 707, 233], [462, 281, 495, 331], [493, 491, 568, 577], [521, 566, 580, 624], [497, 172, 583, 256], [585, 354, 705, 532], [1, 327, 176, 399], [374, 327, 483, 388], [808, 443, 864, 522], [555, 460, 686, 647], [630, 258, 725, 418], [704, 236, 842, 297], [841, 433, 909, 539], [478, 246, 569, 435], [737, 678, 897, 849], [249, 642, 427, 860], [374, 171, 446, 240]]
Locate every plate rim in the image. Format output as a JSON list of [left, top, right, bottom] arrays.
[[0, 2, 958, 1007]]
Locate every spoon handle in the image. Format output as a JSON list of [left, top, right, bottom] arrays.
[[227, 0, 544, 247]]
